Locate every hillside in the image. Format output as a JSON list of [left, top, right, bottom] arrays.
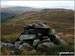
[[1, 9, 74, 55], [1, 6, 42, 23], [1, 9, 74, 35]]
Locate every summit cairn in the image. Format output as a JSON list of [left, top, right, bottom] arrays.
[[1, 21, 64, 51]]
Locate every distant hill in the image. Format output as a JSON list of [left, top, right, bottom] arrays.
[[1, 6, 41, 13], [1, 6, 42, 23], [1, 12, 16, 23], [1, 12, 14, 18], [9, 6, 32, 9]]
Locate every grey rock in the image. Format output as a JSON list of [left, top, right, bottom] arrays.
[[55, 35, 65, 43], [1, 41, 18, 50], [18, 43, 33, 50], [1, 42, 15, 48], [37, 42, 55, 49], [29, 49, 37, 54]]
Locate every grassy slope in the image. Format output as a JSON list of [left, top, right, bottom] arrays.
[[1, 9, 74, 35]]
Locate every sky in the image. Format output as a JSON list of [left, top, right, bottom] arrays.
[[1, 1, 74, 10]]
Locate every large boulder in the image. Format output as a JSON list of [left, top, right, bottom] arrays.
[[19, 34, 36, 41]]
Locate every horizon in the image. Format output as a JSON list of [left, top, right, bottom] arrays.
[[1, 1, 74, 10]]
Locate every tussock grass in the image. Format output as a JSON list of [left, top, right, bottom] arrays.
[[1, 47, 11, 55], [1, 33, 20, 42]]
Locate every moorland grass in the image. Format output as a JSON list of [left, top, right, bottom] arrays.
[[1, 33, 74, 55]]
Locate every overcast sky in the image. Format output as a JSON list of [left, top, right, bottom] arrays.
[[1, 1, 74, 10]]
